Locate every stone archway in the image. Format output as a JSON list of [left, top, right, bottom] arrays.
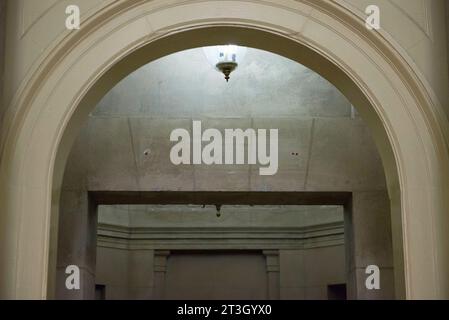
[[0, 0, 448, 299]]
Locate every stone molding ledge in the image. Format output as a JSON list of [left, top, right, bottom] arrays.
[[97, 221, 344, 250]]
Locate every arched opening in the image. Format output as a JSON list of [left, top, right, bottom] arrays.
[[51, 27, 402, 299], [55, 45, 395, 300], [1, 1, 448, 300]]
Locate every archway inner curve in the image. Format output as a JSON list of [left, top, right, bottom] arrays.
[[53, 25, 403, 299], [2, 0, 447, 300]]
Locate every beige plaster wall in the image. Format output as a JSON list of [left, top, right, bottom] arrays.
[[164, 252, 268, 300], [0, 0, 447, 300], [96, 244, 346, 300], [97, 246, 345, 300], [57, 48, 393, 299], [94, 204, 346, 300], [280, 246, 346, 299], [342, 0, 449, 116], [447, 1, 449, 77], [96, 247, 155, 300], [0, 0, 6, 119]]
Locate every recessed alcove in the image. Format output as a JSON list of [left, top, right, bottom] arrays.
[[56, 47, 394, 300]]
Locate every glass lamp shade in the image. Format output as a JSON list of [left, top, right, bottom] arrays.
[[202, 45, 247, 82]]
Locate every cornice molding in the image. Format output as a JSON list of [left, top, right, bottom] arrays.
[[97, 221, 345, 250]]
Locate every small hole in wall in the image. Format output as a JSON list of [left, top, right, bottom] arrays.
[[143, 149, 151, 156]]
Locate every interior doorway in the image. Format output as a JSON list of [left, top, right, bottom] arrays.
[[4, 1, 448, 299], [92, 192, 349, 300], [54, 45, 396, 300]]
